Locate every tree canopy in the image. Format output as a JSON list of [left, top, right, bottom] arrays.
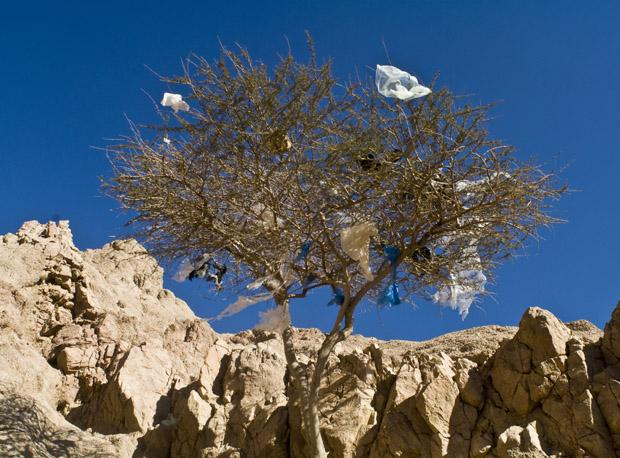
[[106, 44, 563, 322]]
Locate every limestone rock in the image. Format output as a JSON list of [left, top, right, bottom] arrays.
[[2, 221, 620, 457], [603, 301, 620, 364], [496, 422, 548, 458]]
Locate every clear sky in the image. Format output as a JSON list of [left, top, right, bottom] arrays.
[[1, 1, 619, 341]]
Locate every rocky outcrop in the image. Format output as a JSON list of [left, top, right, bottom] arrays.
[[0, 221, 617, 457]]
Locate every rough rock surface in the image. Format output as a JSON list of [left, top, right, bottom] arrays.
[[0, 221, 616, 457]]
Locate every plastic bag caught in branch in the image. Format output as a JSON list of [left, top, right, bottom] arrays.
[[340, 222, 378, 281], [432, 243, 486, 319], [263, 129, 292, 154], [161, 92, 190, 113], [255, 305, 291, 333], [455, 172, 511, 192], [250, 203, 284, 230], [376, 65, 431, 101], [247, 258, 296, 292], [173, 254, 211, 282], [210, 293, 273, 321]]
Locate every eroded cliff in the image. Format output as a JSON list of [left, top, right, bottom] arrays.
[[0, 221, 617, 457]]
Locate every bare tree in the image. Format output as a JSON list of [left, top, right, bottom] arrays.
[[104, 42, 564, 457]]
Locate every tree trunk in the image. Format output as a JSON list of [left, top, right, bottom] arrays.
[[278, 297, 353, 458], [278, 297, 328, 458]]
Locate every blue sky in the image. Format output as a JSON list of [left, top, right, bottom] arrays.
[[1, 1, 619, 341]]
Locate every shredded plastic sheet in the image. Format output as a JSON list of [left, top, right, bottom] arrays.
[[173, 254, 211, 282], [340, 222, 378, 281], [378, 283, 400, 307], [327, 287, 345, 306], [250, 203, 284, 230], [376, 65, 431, 101], [455, 172, 511, 193], [384, 246, 400, 267], [378, 246, 401, 307], [161, 92, 190, 113], [211, 293, 273, 321], [430, 172, 509, 317], [255, 305, 291, 333], [319, 180, 339, 197], [432, 242, 486, 319], [295, 240, 313, 263], [247, 259, 295, 292], [334, 212, 353, 226]]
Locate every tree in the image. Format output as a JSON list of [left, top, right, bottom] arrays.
[[104, 42, 564, 457]]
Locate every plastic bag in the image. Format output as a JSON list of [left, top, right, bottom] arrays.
[[340, 222, 378, 281], [211, 293, 273, 321], [173, 254, 211, 282], [295, 240, 313, 262], [247, 260, 295, 292], [161, 92, 190, 113], [432, 242, 486, 319], [376, 65, 431, 101], [378, 282, 400, 307], [327, 287, 345, 306], [255, 305, 291, 333], [250, 203, 284, 230], [263, 130, 292, 153]]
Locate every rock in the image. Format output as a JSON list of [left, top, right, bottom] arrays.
[[491, 307, 571, 416], [603, 301, 620, 364], [0, 389, 122, 458], [2, 221, 620, 457], [57, 345, 99, 373], [496, 422, 548, 457], [517, 307, 570, 367], [455, 358, 484, 408]]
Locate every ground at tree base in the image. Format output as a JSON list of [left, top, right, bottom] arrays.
[[0, 220, 618, 457]]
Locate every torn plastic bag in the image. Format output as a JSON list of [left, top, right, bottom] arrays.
[[247, 259, 295, 292], [211, 293, 273, 321], [327, 287, 345, 306], [340, 222, 378, 281], [173, 254, 211, 282], [432, 242, 486, 319], [455, 172, 512, 193], [378, 246, 401, 307], [255, 305, 291, 333], [378, 282, 400, 307], [161, 92, 190, 113], [250, 203, 284, 230], [295, 240, 313, 263], [376, 65, 431, 101]]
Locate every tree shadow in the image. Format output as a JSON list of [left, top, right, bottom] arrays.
[[0, 391, 117, 457]]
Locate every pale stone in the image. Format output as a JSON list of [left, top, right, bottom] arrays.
[[2, 220, 620, 458]]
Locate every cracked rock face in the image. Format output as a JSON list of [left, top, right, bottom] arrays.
[[0, 220, 618, 457]]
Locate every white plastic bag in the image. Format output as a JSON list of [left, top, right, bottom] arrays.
[[255, 305, 291, 333], [250, 203, 284, 230], [340, 222, 378, 281], [211, 293, 273, 321], [432, 242, 486, 319], [161, 92, 190, 113], [376, 65, 431, 101]]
